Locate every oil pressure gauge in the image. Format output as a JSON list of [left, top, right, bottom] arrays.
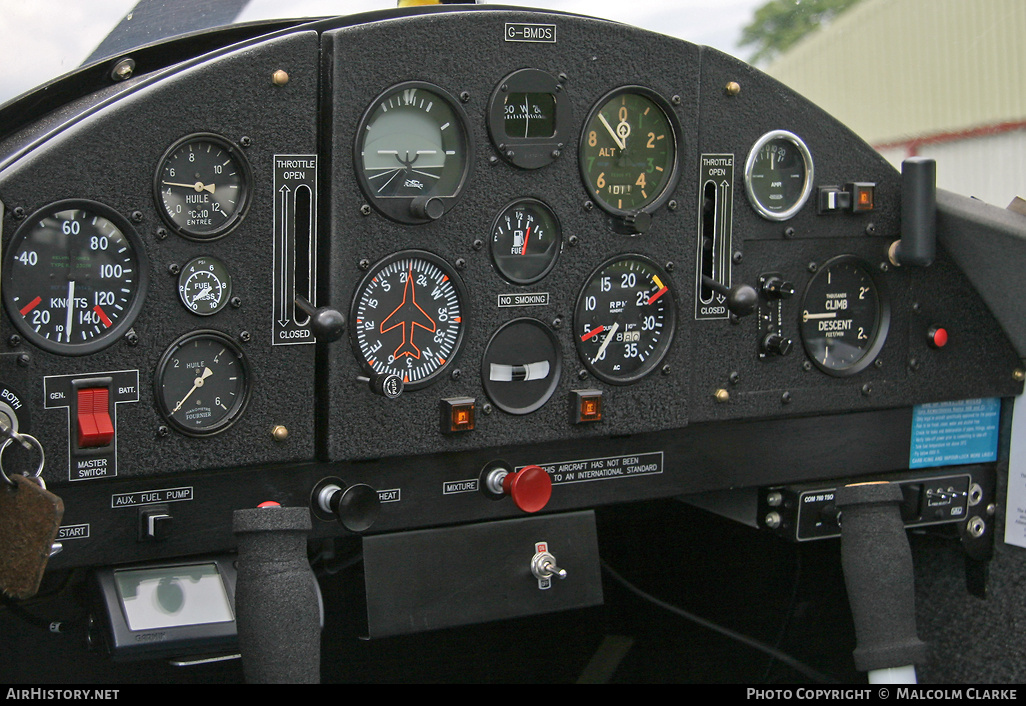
[[155, 330, 250, 436]]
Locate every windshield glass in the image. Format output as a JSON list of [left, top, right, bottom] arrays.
[[0, 0, 1021, 207]]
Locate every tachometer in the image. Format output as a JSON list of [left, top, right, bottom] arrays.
[[351, 251, 467, 389], [2, 200, 149, 355], [573, 255, 676, 384], [355, 82, 472, 224], [579, 87, 681, 217], [799, 255, 889, 376]]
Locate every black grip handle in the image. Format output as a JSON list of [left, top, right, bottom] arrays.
[[835, 482, 927, 674], [233, 506, 321, 683]]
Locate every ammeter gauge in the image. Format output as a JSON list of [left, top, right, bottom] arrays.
[[744, 130, 813, 221], [573, 255, 676, 384], [155, 133, 252, 240], [355, 82, 472, 224], [351, 251, 467, 389], [2, 200, 149, 355], [799, 255, 889, 376], [579, 87, 681, 218]]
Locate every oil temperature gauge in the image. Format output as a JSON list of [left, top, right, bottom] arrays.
[[178, 256, 232, 316]]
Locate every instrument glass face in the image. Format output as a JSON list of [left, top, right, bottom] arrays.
[[2, 201, 148, 355], [178, 256, 232, 316], [351, 251, 467, 389], [579, 88, 679, 215], [573, 255, 676, 384], [489, 198, 562, 285], [744, 130, 814, 221], [155, 331, 250, 436], [799, 256, 889, 375], [155, 134, 251, 239], [356, 82, 471, 223]]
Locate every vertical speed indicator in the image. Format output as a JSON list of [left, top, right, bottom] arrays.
[[799, 255, 889, 376], [351, 251, 467, 390]]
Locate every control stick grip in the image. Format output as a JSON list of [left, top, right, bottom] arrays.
[[233, 505, 321, 683], [834, 482, 926, 677]]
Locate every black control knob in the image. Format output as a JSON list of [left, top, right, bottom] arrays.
[[316, 481, 380, 533], [761, 275, 795, 299], [358, 372, 404, 399], [701, 275, 758, 317], [410, 196, 445, 221], [761, 332, 793, 356], [294, 296, 345, 342]]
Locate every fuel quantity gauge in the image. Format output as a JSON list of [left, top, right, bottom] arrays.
[[490, 199, 561, 284]]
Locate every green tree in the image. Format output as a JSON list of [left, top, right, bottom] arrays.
[[740, 0, 864, 65]]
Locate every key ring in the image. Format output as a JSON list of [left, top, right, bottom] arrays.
[[0, 433, 46, 488]]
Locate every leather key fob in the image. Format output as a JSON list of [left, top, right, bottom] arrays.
[[0, 474, 64, 600]]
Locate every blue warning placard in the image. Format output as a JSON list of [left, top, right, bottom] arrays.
[[910, 398, 1001, 469]]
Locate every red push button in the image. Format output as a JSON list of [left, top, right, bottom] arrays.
[[501, 465, 552, 513], [927, 325, 949, 349], [77, 387, 114, 448]]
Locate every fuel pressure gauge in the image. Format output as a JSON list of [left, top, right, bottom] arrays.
[[178, 256, 232, 316]]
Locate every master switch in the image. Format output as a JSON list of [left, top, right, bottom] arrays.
[[77, 387, 114, 448]]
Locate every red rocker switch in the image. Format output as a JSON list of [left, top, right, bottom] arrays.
[[77, 387, 114, 448]]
